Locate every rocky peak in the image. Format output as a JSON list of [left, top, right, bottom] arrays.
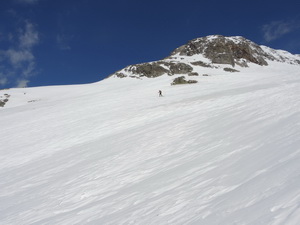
[[170, 35, 268, 67], [110, 35, 300, 79], [169, 35, 300, 67]]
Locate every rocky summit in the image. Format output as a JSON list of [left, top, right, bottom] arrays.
[[111, 35, 300, 79]]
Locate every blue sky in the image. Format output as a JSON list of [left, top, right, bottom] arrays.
[[0, 0, 299, 88]]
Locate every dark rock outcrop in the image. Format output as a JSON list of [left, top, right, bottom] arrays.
[[224, 68, 240, 72], [115, 72, 127, 78], [0, 94, 10, 107], [114, 61, 194, 78], [170, 35, 269, 67], [126, 63, 169, 78], [190, 61, 213, 67], [188, 72, 199, 76], [171, 76, 198, 85], [168, 62, 193, 74]]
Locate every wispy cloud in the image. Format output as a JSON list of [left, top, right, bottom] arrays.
[[19, 22, 39, 49], [16, 79, 30, 88], [0, 75, 8, 86], [56, 34, 72, 50], [0, 20, 39, 88], [5, 49, 34, 66], [262, 19, 300, 42], [15, 0, 40, 4]]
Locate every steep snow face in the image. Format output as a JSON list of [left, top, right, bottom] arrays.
[[261, 45, 300, 64], [1, 61, 300, 225]]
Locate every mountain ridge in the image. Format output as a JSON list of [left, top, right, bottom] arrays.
[[111, 35, 300, 80]]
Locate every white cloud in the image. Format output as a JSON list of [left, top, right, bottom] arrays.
[[19, 22, 39, 49], [23, 61, 36, 77], [5, 49, 34, 66], [0, 21, 39, 88], [262, 20, 300, 42], [16, 79, 30, 88]]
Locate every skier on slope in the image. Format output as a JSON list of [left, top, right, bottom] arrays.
[[158, 90, 163, 97]]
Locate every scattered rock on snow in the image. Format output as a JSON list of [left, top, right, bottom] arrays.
[[223, 67, 240, 72], [171, 76, 198, 85]]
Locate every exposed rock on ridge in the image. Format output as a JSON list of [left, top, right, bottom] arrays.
[[170, 35, 300, 66], [114, 61, 195, 78], [170, 35, 268, 67], [111, 35, 300, 79]]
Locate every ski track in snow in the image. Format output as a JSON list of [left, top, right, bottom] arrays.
[[0, 61, 300, 225]]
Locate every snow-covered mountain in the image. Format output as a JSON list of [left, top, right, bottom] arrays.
[[111, 35, 300, 80], [1, 36, 300, 225]]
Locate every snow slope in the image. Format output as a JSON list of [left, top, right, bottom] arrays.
[[1, 61, 300, 225]]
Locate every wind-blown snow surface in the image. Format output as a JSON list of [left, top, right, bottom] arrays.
[[1, 61, 300, 225]]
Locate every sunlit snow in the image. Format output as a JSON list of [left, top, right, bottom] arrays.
[[1, 60, 300, 225]]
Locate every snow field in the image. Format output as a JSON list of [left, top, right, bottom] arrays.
[[0, 61, 300, 224]]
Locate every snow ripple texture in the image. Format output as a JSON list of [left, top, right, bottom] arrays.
[[0, 61, 300, 225]]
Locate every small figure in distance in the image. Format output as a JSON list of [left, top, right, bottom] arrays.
[[158, 90, 163, 97]]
